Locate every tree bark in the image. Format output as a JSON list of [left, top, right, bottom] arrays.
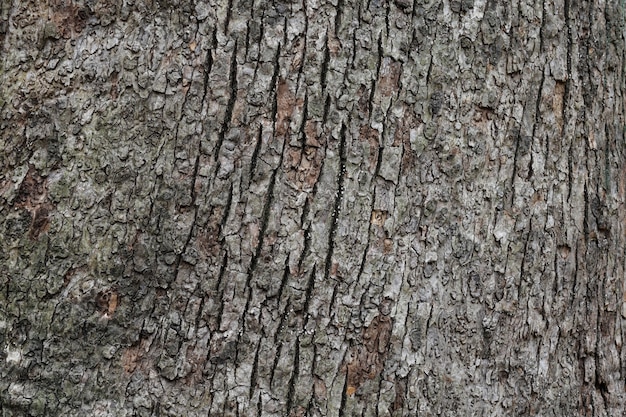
[[2, 0, 626, 416]]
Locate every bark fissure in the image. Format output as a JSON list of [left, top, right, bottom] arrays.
[[335, 0, 345, 32], [533, 68, 545, 168], [338, 351, 349, 417], [297, 0, 309, 89], [538, 0, 545, 53], [320, 33, 331, 93], [269, 44, 282, 128], [323, 123, 348, 307], [201, 28, 218, 109], [368, 34, 384, 119], [564, 0, 573, 202], [302, 266, 316, 319], [285, 340, 300, 414], [224, 0, 234, 34], [249, 126, 264, 182], [215, 253, 229, 332], [215, 39, 239, 162], [298, 92, 309, 152], [249, 164, 279, 275], [249, 339, 261, 399]]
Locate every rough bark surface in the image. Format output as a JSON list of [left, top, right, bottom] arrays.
[[2, 0, 626, 416]]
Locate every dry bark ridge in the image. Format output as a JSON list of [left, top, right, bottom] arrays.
[[1, 0, 626, 416]]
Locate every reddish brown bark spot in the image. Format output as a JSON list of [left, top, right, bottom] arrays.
[[196, 207, 225, 257], [377, 58, 402, 97], [359, 125, 381, 172], [121, 338, 152, 374], [553, 81, 566, 133], [276, 79, 297, 137], [285, 145, 324, 191], [15, 165, 54, 240], [96, 288, 119, 317], [371, 210, 387, 226], [49, 2, 90, 38], [345, 314, 393, 394]]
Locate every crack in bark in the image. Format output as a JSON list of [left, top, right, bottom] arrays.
[[335, 0, 344, 32], [269, 342, 284, 388], [201, 28, 217, 108], [249, 339, 262, 399], [224, 0, 234, 34], [298, 91, 309, 152], [532, 69, 545, 175], [564, 0, 573, 202], [320, 32, 331, 93], [215, 253, 228, 332], [338, 349, 349, 417], [249, 126, 264, 183], [324, 123, 348, 314], [215, 39, 239, 162], [250, 163, 279, 275], [285, 339, 300, 414], [302, 266, 316, 323], [270, 44, 282, 129], [368, 34, 384, 119], [538, 0, 545, 53], [322, 94, 331, 125], [296, 0, 309, 91]]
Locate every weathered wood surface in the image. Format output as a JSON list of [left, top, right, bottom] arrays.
[[1, 0, 626, 416]]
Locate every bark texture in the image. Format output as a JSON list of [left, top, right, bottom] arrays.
[[2, 0, 626, 416]]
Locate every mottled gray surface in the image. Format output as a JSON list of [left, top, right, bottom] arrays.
[[1, 0, 626, 416]]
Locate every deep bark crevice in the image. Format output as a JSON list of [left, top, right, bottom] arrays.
[[215, 39, 240, 163]]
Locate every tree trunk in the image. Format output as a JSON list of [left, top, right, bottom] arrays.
[[2, 0, 626, 415]]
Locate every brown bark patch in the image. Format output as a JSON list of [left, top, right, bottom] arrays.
[[197, 207, 225, 257], [276, 79, 297, 137], [327, 31, 341, 55], [377, 58, 402, 97], [553, 81, 565, 133], [313, 377, 327, 400], [121, 337, 152, 374], [49, 2, 90, 38], [558, 244, 571, 259], [391, 377, 407, 412], [394, 107, 421, 169], [95, 288, 119, 317], [371, 210, 388, 226], [15, 165, 54, 240], [345, 314, 393, 395], [285, 146, 324, 191], [122, 344, 140, 374], [356, 85, 370, 115], [304, 120, 323, 147], [288, 406, 307, 417], [359, 125, 381, 172]]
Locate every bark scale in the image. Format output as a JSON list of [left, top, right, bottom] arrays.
[[1, 0, 626, 416]]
